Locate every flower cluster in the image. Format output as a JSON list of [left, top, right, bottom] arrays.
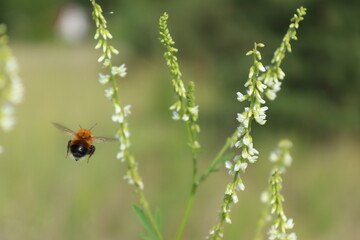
[[260, 7, 307, 101], [269, 139, 293, 172], [159, 13, 201, 152], [91, 0, 143, 190], [0, 23, 24, 153], [159, 13, 187, 117], [208, 43, 268, 239], [267, 168, 297, 240], [255, 140, 296, 240]]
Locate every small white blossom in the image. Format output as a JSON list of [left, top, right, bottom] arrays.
[[189, 105, 199, 116], [232, 192, 239, 203], [98, 73, 110, 84], [243, 133, 252, 147], [104, 87, 114, 100], [236, 182, 245, 191], [171, 111, 180, 120], [237, 91, 246, 102], [111, 64, 127, 77], [234, 141, 242, 148], [266, 89, 277, 100], [288, 232, 297, 240], [257, 62, 266, 72], [123, 105, 131, 117], [225, 216, 232, 224], [248, 155, 258, 163], [169, 101, 181, 112], [236, 112, 246, 123], [137, 180, 144, 190], [240, 162, 248, 171], [0, 104, 15, 131], [286, 218, 294, 229], [225, 161, 233, 169], [112, 113, 124, 123], [182, 114, 189, 121]]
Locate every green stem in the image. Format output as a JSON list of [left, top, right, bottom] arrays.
[[199, 129, 238, 183], [175, 118, 199, 240], [175, 183, 198, 240]]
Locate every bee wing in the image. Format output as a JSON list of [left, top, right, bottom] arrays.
[[93, 136, 117, 143], [52, 122, 76, 136]]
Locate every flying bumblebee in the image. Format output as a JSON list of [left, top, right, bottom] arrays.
[[52, 122, 115, 162]]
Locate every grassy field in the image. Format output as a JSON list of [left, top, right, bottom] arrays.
[[0, 43, 359, 239]]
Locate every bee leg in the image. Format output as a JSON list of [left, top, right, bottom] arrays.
[[66, 140, 71, 158], [87, 145, 96, 163]]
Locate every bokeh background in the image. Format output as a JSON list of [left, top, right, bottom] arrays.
[[1, 0, 359, 239]]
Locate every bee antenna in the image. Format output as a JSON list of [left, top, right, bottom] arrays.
[[79, 124, 83, 129], [90, 123, 98, 130]]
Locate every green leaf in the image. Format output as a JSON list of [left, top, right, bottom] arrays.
[[132, 205, 157, 240]]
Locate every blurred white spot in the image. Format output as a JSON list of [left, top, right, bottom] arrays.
[[55, 3, 89, 44]]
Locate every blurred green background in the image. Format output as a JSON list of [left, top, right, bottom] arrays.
[[1, 0, 359, 239]]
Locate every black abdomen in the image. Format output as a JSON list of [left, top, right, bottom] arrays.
[[70, 144, 88, 160]]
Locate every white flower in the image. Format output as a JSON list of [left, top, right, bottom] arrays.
[[189, 105, 199, 116], [237, 92, 246, 102], [237, 112, 246, 123], [234, 162, 241, 171], [288, 232, 297, 240], [256, 79, 267, 92], [240, 162, 248, 171], [137, 180, 144, 190], [243, 133, 252, 147], [232, 192, 239, 203], [104, 87, 114, 100], [0, 104, 15, 132], [257, 62, 266, 72], [116, 151, 125, 161], [253, 105, 268, 125], [111, 64, 127, 77], [234, 140, 242, 148], [255, 90, 266, 104], [225, 184, 233, 195], [225, 161, 233, 169], [237, 182, 245, 191], [169, 101, 181, 112], [248, 155, 258, 163], [171, 111, 180, 120], [112, 113, 124, 123], [182, 114, 189, 121], [266, 90, 277, 101], [237, 126, 245, 136], [123, 105, 131, 117], [9, 76, 24, 104], [98, 73, 110, 84], [286, 218, 294, 229]]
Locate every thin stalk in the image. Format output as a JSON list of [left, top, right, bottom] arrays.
[[199, 129, 239, 183], [175, 112, 199, 240]]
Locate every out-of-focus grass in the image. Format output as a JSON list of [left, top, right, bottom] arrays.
[[0, 43, 359, 239]]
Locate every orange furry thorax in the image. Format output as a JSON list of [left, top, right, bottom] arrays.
[[72, 129, 94, 147]]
